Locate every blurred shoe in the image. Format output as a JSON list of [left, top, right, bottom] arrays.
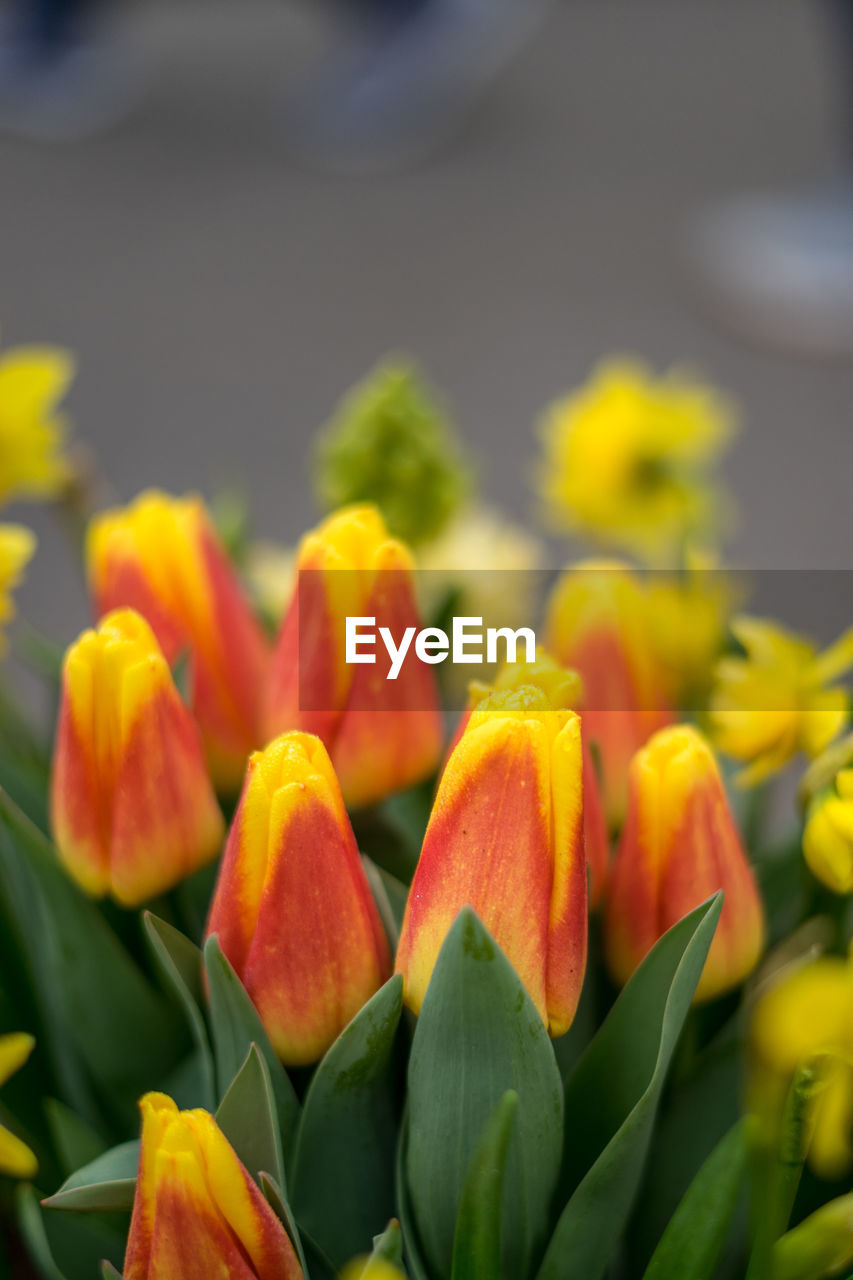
[[690, 188, 853, 359], [288, 0, 548, 173], [0, 38, 139, 141]]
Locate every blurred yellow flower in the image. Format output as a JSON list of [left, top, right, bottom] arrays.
[[0, 343, 74, 505], [244, 539, 296, 624], [644, 550, 735, 702], [0, 523, 36, 655], [339, 1260, 407, 1280], [537, 358, 735, 563], [804, 768, 853, 895], [0, 1032, 37, 1179], [710, 617, 853, 787], [750, 957, 853, 1179]]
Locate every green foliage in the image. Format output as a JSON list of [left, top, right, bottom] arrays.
[[313, 361, 470, 546]]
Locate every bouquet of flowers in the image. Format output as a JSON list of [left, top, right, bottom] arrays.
[[1, 345, 852, 1280]]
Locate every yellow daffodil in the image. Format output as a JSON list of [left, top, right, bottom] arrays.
[[0, 1033, 37, 1179], [750, 956, 853, 1179], [537, 358, 735, 563], [0, 523, 36, 655], [644, 549, 736, 702], [804, 768, 853, 895], [710, 617, 853, 787], [0, 342, 74, 504]]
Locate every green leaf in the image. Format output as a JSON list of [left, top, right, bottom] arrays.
[[362, 856, 407, 950], [203, 935, 300, 1164], [16, 1184, 70, 1280], [536, 894, 723, 1280], [143, 914, 214, 1110], [404, 909, 564, 1280], [216, 1044, 284, 1188], [642, 1119, 749, 1280], [100, 1266, 125, 1280], [260, 1174, 311, 1279], [291, 975, 404, 1268], [451, 1091, 518, 1280], [0, 790, 181, 1117], [17, 1183, 126, 1280], [42, 1141, 139, 1213], [372, 1219, 405, 1267], [396, 1118, 432, 1280], [43, 1100, 108, 1178]]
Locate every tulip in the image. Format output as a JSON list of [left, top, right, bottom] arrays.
[[265, 505, 443, 810], [452, 649, 610, 907], [206, 732, 390, 1065], [0, 1033, 37, 1179], [51, 609, 225, 907], [803, 768, 853, 895], [750, 957, 853, 1179], [396, 686, 588, 1037], [124, 1092, 303, 1280], [544, 561, 672, 826], [604, 724, 764, 1002], [87, 490, 269, 790]]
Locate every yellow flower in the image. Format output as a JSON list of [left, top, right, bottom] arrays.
[[537, 358, 735, 563], [0, 1033, 37, 1179], [0, 523, 36, 655], [750, 957, 853, 1179], [340, 1261, 407, 1280], [804, 768, 853, 895], [0, 343, 74, 504], [710, 617, 853, 787], [643, 550, 736, 702]]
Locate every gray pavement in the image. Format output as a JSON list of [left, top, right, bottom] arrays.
[[1, 0, 852, 657]]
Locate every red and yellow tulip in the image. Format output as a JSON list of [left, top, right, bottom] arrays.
[[604, 724, 764, 1001], [545, 562, 672, 827], [396, 686, 587, 1037], [124, 1092, 303, 1280], [264, 505, 443, 810], [51, 608, 224, 907], [206, 731, 390, 1065], [87, 490, 269, 790], [452, 649, 610, 907]]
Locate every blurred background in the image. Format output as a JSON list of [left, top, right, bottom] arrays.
[[1, 0, 852, 647]]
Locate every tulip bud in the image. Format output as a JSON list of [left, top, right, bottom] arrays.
[[51, 609, 225, 907], [544, 562, 672, 827], [604, 724, 764, 1001], [396, 686, 588, 1037], [206, 732, 390, 1065], [124, 1092, 303, 1280], [265, 505, 443, 810], [87, 490, 269, 789], [453, 649, 610, 907], [803, 769, 853, 895]]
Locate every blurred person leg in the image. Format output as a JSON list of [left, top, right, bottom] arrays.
[[289, 0, 548, 171], [0, 0, 138, 139], [690, 0, 853, 357]]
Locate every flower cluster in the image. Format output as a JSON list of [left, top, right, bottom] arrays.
[[0, 352, 851, 1280]]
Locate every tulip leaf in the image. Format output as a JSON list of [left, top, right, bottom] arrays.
[[395, 1118, 435, 1280], [290, 975, 404, 1268], [143, 913, 215, 1109], [372, 1219, 405, 1266], [42, 1140, 140, 1213], [451, 1090, 518, 1280], [536, 894, 723, 1280], [204, 935, 301, 1163], [0, 790, 182, 1118], [17, 1183, 126, 1280], [260, 1173, 312, 1279], [362, 856, 407, 949], [43, 1100, 109, 1178], [404, 909, 564, 1280], [216, 1044, 284, 1189], [641, 1119, 749, 1280], [100, 1265, 126, 1280]]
